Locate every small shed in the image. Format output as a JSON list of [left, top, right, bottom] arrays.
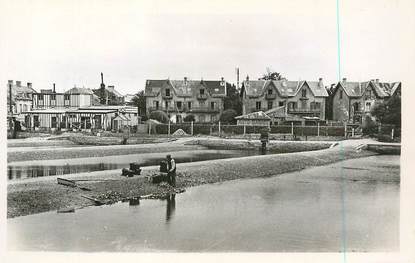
[[235, 111, 271, 126], [112, 114, 130, 131]]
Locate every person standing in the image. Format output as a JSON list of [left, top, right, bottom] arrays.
[[166, 154, 176, 186]]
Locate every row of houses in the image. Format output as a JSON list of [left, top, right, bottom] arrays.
[[7, 74, 139, 131], [143, 76, 401, 126]]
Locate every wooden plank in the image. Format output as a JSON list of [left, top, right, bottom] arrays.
[[57, 178, 76, 187]]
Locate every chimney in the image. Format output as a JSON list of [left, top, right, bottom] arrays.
[[16, 81, 21, 87], [246, 75, 249, 81], [318, 78, 323, 87], [27, 82, 32, 89], [101, 72, 104, 84], [53, 83, 56, 93], [375, 78, 379, 83], [8, 80, 13, 86], [342, 78, 347, 83], [221, 77, 224, 81]]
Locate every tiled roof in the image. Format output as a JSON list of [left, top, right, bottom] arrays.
[[338, 80, 400, 98], [65, 87, 94, 95], [144, 79, 227, 97], [390, 82, 401, 96], [338, 81, 367, 97], [264, 106, 286, 118], [235, 111, 271, 120], [242, 79, 327, 97]]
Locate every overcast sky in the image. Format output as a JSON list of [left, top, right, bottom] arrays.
[[1, 0, 414, 95]]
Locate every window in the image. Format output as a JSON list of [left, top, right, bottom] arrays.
[[315, 102, 321, 109], [64, 94, 70, 100], [50, 94, 56, 100], [210, 102, 215, 109], [187, 101, 192, 110], [38, 94, 44, 100], [200, 89, 205, 95], [339, 90, 343, 99], [268, 89, 273, 95], [365, 89, 372, 100], [302, 89, 307, 97], [353, 102, 360, 112], [51, 117, 57, 128], [165, 89, 170, 97], [267, 101, 273, 110], [176, 101, 182, 109], [279, 101, 284, 107], [199, 101, 206, 107], [301, 100, 307, 109], [153, 100, 159, 109], [165, 101, 169, 109], [199, 115, 206, 123], [256, 101, 261, 110], [23, 104, 27, 112], [211, 115, 217, 122], [34, 116, 40, 127], [288, 102, 297, 110]]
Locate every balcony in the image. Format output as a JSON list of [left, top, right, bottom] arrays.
[[197, 94, 208, 100], [162, 94, 173, 100], [148, 107, 177, 113], [265, 93, 276, 100], [189, 107, 220, 113]]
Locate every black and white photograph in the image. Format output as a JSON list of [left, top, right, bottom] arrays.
[[1, 0, 414, 261]]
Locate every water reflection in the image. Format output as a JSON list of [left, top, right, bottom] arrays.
[[166, 194, 176, 222], [8, 151, 263, 180]]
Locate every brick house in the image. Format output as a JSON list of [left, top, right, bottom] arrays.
[[144, 77, 230, 123], [330, 78, 401, 124], [240, 76, 328, 124]]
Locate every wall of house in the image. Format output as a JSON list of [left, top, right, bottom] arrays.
[[285, 84, 326, 120], [332, 86, 350, 122], [146, 83, 225, 123], [243, 83, 286, 114], [33, 93, 93, 109]]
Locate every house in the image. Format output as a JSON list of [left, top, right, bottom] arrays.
[[235, 111, 271, 126], [6, 80, 36, 117], [144, 77, 230, 123], [330, 78, 401, 124], [25, 83, 138, 131], [93, 72, 124, 105], [240, 76, 328, 123]]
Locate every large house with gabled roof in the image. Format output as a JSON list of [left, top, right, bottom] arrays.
[[240, 76, 329, 123], [331, 78, 401, 124], [144, 77, 231, 123]]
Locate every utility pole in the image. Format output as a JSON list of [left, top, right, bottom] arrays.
[[236, 67, 240, 90]]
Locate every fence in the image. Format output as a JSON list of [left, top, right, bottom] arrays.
[[151, 122, 347, 137]]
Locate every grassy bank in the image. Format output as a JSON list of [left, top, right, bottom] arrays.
[[8, 145, 377, 218], [66, 135, 177, 146]]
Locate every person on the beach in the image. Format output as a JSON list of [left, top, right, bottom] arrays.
[[166, 154, 176, 187]]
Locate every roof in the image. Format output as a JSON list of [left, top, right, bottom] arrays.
[[113, 115, 130, 121], [67, 109, 118, 114], [235, 111, 271, 120], [106, 86, 123, 97], [242, 79, 328, 98], [65, 87, 94, 95], [24, 108, 75, 114], [390, 82, 401, 96], [144, 79, 228, 97], [337, 80, 400, 98], [264, 106, 287, 118]]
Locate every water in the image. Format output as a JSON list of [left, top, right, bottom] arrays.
[[7, 155, 399, 252], [7, 150, 262, 180]]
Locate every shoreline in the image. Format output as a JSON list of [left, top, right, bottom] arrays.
[[7, 143, 380, 218]]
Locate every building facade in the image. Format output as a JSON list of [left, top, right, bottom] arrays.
[[331, 78, 401, 124], [7, 80, 36, 117], [144, 77, 229, 123], [240, 77, 328, 124], [25, 84, 138, 131], [93, 73, 124, 105]]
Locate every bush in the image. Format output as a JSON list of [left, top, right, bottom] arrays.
[[149, 110, 169, 124], [362, 116, 378, 135], [184, 114, 195, 122], [219, 109, 238, 124]]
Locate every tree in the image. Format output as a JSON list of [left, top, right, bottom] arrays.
[[224, 83, 242, 115], [149, 110, 169, 124], [259, 68, 283, 81], [130, 90, 146, 117], [184, 114, 195, 122], [219, 109, 238, 124], [371, 96, 401, 128]]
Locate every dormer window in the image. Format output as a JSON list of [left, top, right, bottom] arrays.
[[339, 90, 343, 99], [165, 89, 170, 97], [302, 89, 307, 97], [200, 89, 205, 95]]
